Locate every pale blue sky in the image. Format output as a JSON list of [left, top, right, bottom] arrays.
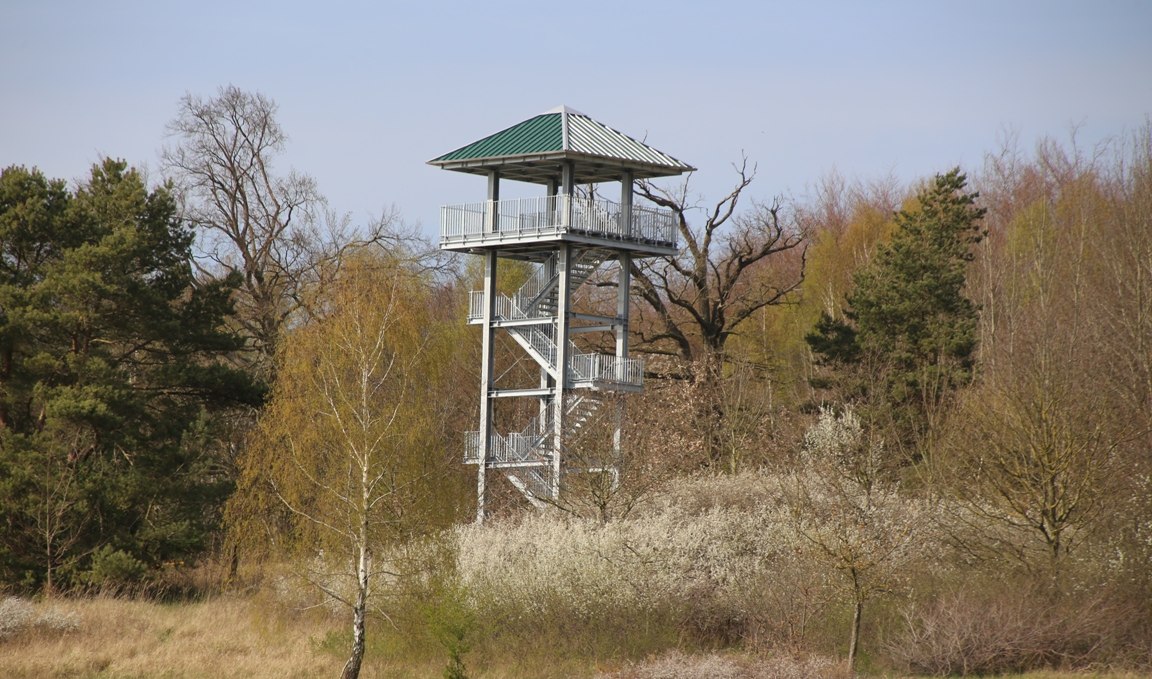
[[2, 1, 1150, 237]]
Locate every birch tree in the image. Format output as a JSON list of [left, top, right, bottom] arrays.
[[229, 250, 462, 679]]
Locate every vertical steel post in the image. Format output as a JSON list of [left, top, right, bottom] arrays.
[[477, 250, 497, 523], [613, 251, 631, 461], [476, 169, 501, 523], [552, 243, 572, 501], [539, 251, 555, 426], [561, 162, 574, 230], [546, 178, 559, 227], [486, 170, 500, 233], [550, 162, 577, 500], [612, 171, 635, 479], [620, 170, 633, 238], [542, 179, 560, 430]]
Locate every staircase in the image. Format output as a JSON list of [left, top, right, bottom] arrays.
[[465, 246, 633, 506], [491, 394, 605, 506]]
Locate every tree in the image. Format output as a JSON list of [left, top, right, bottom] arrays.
[[163, 85, 404, 374], [786, 406, 928, 670], [938, 346, 1123, 578], [935, 135, 1145, 581], [807, 168, 985, 462], [625, 161, 807, 467], [229, 250, 463, 679], [0, 161, 260, 593]]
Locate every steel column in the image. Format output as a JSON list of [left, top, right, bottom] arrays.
[[486, 171, 500, 233], [476, 250, 498, 523], [551, 243, 573, 500]]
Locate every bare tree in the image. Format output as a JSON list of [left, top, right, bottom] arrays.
[[624, 161, 807, 465], [163, 85, 404, 372], [787, 406, 928, 671]]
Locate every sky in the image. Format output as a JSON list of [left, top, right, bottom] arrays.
[[2, 0, 1151, 240]]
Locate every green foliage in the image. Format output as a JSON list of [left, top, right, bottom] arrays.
[[850, 168, 985, 370], [421, 581, 474, 679], [807, 168, 985, 460], [0, 161, 261, 594], [82, 546, 147, 591]]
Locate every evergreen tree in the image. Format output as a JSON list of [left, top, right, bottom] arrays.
[[0, 161, 261, 593], [807, 168, 985, 462]]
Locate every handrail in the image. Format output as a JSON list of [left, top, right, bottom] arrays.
[[468, 249, 608, 323], [464, 405, 553, 465], [467, 305, 643, 389], [516, 252, 557, 309], [441, 195, 677, 247], [571, 353, 644, 388]]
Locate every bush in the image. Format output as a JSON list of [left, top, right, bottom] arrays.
[[450, 473, 858, 662], [0, 596, 32, 639], [886, 581, 1123, 675], [82, 546, 148, 593], [0, 596, 79, 640]]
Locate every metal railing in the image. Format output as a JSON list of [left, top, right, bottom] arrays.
[[468, 249, 607, 323], [464, 407, 554, 465], [468, 290, 544, 323], [441, 195, 677, 247], [571, 353, 644, 388], [517, 252, 558, 308], [465, 393, 615, 466]]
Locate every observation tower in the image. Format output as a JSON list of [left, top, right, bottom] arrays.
[[430, 106, 693, 521]]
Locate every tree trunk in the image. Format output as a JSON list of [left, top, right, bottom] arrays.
[[341, 545, 369, 679], [695, 353, 727, 468], [847, 599, 862, 672], [343, 465, 372, 679]]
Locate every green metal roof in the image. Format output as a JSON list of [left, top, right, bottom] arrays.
[[434, 111, 562, 162], [429, 106, 694, 184]]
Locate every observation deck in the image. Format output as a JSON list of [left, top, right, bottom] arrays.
[[440, 195, 678, 257]]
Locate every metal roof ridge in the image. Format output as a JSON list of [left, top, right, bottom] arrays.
[[560, 108, 570, 151], [542, 104, 586, 116]]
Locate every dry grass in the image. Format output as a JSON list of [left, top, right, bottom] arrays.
[[0, 594, 340, 678], [0, 592, 1146, 679], [594, 649, 849, 679], [979, 674, 1150, 679]]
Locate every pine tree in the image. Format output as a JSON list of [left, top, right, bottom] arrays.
[[0, 160, 261, 593], [807, 168, 985, 462]]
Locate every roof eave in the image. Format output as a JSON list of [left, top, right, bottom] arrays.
[[427, 150, 570, 169], [428, 150, 695, 179]]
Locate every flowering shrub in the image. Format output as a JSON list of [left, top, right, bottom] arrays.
[[458, 484, 778, 615], [451, 472, 846, 649], [0, 597, 79, 640]]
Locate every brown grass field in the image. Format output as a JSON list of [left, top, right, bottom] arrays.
[[0, 594, 1148, 679]]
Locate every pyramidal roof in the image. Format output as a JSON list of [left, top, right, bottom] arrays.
[[429, 106, 694, 184]]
